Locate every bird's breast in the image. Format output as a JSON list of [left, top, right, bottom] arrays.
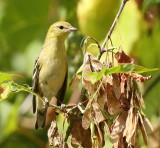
[[38, 46, 67, 99]]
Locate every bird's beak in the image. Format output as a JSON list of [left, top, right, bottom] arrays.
[[68, 27, 78, 31]]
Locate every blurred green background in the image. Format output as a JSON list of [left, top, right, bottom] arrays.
[[0, 0, 160, 147]]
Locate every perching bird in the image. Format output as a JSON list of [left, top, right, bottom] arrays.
[[32, 21, 77, 129]]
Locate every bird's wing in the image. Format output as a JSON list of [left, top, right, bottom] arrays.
[[56, 69, 68, 105], [32, 57, 40, 113]]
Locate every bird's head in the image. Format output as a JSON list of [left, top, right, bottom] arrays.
[[47, 21, 77, 40]]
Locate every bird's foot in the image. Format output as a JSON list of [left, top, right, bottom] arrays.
[[60, 104, 66, 111], [42, 97, 49, 111]]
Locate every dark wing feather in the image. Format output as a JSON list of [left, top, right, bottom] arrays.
[[56, 69, 68, 105], [32, 58, 40, 113]]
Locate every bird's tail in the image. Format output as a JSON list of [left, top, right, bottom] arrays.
[[35, 99, 49, 129], [35, 109, 47, 129]]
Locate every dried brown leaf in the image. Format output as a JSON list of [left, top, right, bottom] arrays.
[[120, 73, 128, 94], [69, 75, 81, 91], [48, 120, 68, 147], [48, 120, 59, 146], [139, 113, 153, 137], [131, 74, 151, 82], [82, 106, 92, 130], [0, 87, 6, 95], [143, 116, 153, 134], [115, 50, 134, 64], [71, 119, 92, 148], [119, 96, 130, 111], [97, 93, 106, 109], [0, 83, 11, 100], [103, 75, 113, 85], [112, 74, 121, 99], [123, 107, 138, 146], [105, 82, 121, 115], [110, 111, 127, 147], [92, 101, 105, 124], [136, 93, 145, 109], [95, 123, 104, 148], [82, 52, 103, 94], [138, 111, 148, 145], [104, 122, 110, 135], [83, 52, 103, 74], [126, 76, 131, 99]]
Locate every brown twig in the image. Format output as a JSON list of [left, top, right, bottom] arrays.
[[101, 0, 129, 51]]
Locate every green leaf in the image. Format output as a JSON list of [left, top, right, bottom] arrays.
[[105, 63, 159, 75], [80, 36, 100, 56], [10, 82, 44, 103], [91, 67, 106, 84], [0, 72, 13, 84], [84, 63, 159, 84]]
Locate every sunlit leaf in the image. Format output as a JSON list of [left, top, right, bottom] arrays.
[[80, 36, 100, 56], [83, 67, 106, 84], [91, 67, 106, 84], [0, 72, 13, 84], [105, 63, 159, 75], [84, 63, 159, 84]]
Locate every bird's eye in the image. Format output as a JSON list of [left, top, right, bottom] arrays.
[[58, 25, 64, 30]]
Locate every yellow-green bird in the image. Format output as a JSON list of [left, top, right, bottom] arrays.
[[32, 21, 77, 129]]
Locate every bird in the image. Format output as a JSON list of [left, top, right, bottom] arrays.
[[32, 21, 77, 129]]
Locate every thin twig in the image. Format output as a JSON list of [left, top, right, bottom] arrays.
[[11, 81, 86, 115], [81, 36, 101, 55], [12, 81, 45, 103], [101, 0, 129, 50], [88, 54, 94, 72], [98, 47, 117, 60]]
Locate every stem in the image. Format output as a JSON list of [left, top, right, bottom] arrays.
[[11, 81, 62, 110], [98, 47, 117, 60], [101, 0, 129, 50], [12, 81, 45, 103]]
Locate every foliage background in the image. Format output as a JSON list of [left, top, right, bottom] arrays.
[[0, 0, 160, 147]]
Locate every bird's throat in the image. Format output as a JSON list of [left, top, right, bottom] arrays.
[[44, 38, 67, 59]]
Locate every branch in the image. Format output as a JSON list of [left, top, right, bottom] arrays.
[[101, 0, 129, 50], [98, 47, 117, 60], [12, 81, 45, 103], [11, 81, 88, 116], [11, 81, 63, 111]]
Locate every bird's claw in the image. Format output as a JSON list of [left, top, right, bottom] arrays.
[[42, 97, 49, 110], [60, 104, 66, 111]]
